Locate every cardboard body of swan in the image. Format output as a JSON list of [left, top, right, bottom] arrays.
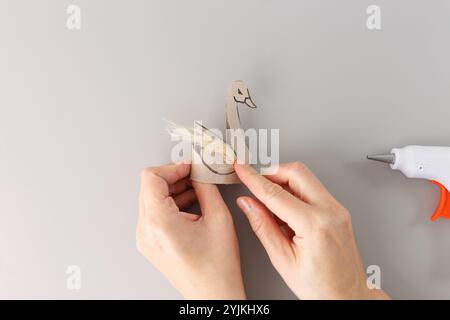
[[166, 80, 257, 184]]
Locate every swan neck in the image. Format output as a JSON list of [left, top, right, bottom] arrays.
[[226, 97, 241, 129]]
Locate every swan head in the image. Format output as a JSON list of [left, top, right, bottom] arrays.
[[229, 80, 257, 108]]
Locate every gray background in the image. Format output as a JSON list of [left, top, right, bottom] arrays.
[[1, 0, 450, 299]]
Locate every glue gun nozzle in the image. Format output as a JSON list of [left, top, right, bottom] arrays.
[[366, 153, 396, 165]]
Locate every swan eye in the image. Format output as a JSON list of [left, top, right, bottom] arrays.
[[237, 89, 242, 95]]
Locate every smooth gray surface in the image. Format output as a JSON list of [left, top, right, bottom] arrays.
[[1, 0, 450, 299]]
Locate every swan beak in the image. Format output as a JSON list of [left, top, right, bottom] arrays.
[[244, 97, 257, 108]]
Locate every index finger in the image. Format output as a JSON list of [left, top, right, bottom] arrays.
[[235, 164, 312, 227], [264, 162, 335, 205], [140, 163, 191, 200]]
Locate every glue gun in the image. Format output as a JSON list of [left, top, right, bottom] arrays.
[[367, 145, 450, 221]]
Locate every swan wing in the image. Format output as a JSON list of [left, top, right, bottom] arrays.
[[165, 120, 236, 164]]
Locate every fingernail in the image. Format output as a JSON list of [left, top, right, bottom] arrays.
[[234, 163, 250, 170], [175, 159, 191, 165], [237, 198, 252, 212]]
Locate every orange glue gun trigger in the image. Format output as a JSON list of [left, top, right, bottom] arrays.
[[430, 180, 450, 221]]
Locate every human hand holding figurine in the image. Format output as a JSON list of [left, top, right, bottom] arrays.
[[137, 161, 390, 300], [137, 163, 245, 299], [235, 162, 390, 300]]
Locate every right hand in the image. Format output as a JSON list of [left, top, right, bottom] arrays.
[[234, 163, 389, 300]]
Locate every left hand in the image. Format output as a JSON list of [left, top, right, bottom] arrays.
[[136, 163, 245, 299]]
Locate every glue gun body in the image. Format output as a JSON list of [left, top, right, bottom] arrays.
[[391, 146, 450, 191], [369, 145, 450, 221]]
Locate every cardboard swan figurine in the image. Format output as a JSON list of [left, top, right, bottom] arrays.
[[166, 80, 258, 184]]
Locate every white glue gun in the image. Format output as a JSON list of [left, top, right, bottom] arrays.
[[367, 145, 450, 221]]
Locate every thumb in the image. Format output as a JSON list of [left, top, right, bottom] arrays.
[[236, 196, 294, 271], [191, 181, 230, 219]]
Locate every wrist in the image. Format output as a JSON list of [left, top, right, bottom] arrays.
[[188, 289, 246, 300], [183, 279, 246, 300], [366, 288, 390, 300]]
